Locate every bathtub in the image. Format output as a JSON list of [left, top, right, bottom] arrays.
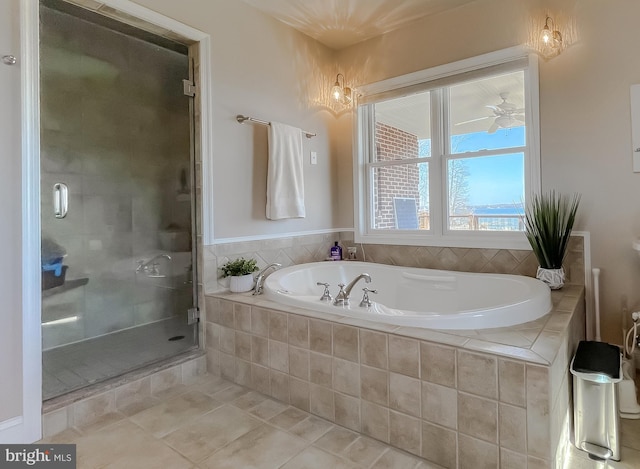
[[263, 261, 552, 330]]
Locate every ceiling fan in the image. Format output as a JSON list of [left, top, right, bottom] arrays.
[[456, 92, 525, 133]]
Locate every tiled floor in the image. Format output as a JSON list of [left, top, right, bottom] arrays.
[[43, 317, 197, 400], [39, 373, 640, 468], [563, 418, 640, 468], [39, 374, 438, 468]]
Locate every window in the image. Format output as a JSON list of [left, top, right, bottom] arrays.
[[354, 47, 539, 249]]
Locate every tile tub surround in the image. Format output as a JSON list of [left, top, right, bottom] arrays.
[[204, 233, 585, 294], [205, 233, 343, 292], [339, 234, 585, 286], [205, 286, 585, 468]]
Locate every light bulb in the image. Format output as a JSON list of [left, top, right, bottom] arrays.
[[540, 17, 562, 51], [332, 83, 343, 102], [540, 25, 552, 45]]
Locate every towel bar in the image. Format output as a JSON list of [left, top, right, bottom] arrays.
[[236, 114, 316, 138]]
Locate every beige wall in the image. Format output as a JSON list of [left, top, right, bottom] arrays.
[[132, 0, 340, 240], [539, 0, 640, 343], [131, 0, 640, 343], [336, 0, 640, 343], [0, 0, 23, 423]]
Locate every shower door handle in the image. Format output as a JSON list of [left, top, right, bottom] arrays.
[[53, 183, 68, 219]]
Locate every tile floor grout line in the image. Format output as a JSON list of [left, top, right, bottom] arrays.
[[284, 415, 334, 443], [273, 444, 315, 469], [203, 418, 272, 462], [366, 447, 391, 468], [40, 373, 640, 468], [163, 401, 250, 466]]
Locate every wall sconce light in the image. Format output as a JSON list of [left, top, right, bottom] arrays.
[[540, 16, 562, 51], [331, 73, 352, 105]]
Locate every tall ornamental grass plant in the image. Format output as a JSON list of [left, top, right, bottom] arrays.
[[524, 191, 580, 270]]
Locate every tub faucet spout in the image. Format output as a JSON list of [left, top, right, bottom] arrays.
[[334, 273, 371, 306], [253, 263, 281, 295]]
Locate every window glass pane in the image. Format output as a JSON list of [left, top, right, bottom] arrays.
[[372, 162, 429, 230], [447, 153, 524, 231], [374, 91, 431, 161], [449, 71, 525, 153]]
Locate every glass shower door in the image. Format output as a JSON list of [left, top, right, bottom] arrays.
[[40, 0, 198, 400]]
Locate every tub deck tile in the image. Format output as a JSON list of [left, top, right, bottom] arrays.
[[474, 331, 534, 348], [393, 327, 470, 347], [530, 331, 563, 364], [462, 339, 549, 365], [337, 317, 399, 333]]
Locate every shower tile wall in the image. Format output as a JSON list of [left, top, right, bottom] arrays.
[[40, 6, 192, 350]]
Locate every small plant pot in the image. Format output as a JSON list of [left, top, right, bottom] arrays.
[[536, 267, 565, 290], [229, 273, 255, 293]]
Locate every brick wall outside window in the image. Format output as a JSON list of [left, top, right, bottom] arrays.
[[373, 122, 421, 229]]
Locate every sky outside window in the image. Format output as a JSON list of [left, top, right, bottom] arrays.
[[419, 126, 525, 207]]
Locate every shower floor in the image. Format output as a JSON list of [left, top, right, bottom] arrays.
[[43, 317, 196, 400]]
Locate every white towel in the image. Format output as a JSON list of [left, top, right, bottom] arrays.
[[266, 122, 306, 220]]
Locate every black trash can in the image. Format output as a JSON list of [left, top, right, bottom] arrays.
[[570, 341, 622, 461]]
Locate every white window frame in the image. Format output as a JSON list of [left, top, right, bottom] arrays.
[[353, 46, 540, 249]]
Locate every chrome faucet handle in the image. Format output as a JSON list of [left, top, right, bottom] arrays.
[[316, 282, 333, 302], [359, 287, 378, 308]]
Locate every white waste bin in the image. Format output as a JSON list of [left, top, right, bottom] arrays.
[[570, 341, 622, 461]]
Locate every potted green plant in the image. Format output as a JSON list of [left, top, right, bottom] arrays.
[[524, 191, 580, 289], [220, 257, 259, 293]]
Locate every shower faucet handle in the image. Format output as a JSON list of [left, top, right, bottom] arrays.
[[2, 55, 16, 66], [316, 282, 333, 302]]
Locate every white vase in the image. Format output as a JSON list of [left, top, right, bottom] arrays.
[[536, 267, 565, 290], [229, 273, 254, 293]]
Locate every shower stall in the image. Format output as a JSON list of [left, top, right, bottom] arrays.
[[39, 0, 199, 400]]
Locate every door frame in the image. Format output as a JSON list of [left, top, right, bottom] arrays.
[[0, 0, 42, 444], [16, 0, 213, 442]]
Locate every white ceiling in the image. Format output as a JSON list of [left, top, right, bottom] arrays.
[[242, 0, 479, 50], [241, 0, 524, 135]]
